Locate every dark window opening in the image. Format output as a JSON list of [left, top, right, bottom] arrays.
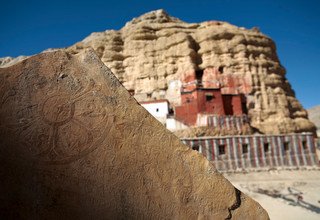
[[241, 97, 248, 114], [147, 93, 152, 98], [264, 143, 269, 152], [218, 66, 224, 73], [195, 69, 204, 85], [206, 94, 214, 101], [284, 142, 290, 151], [156, 108, 159, 112], [222, 95, 233, 115], [302, 140, 307, 150], [242, 144, 248, 154], [192, 145, 199, 151], [218, 144, 225, 155]]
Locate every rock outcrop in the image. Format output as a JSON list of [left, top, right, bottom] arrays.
[[0, 56, 27, 68], [307, 105, 320, 136], [0, 49, 269, 219], [67, 9, 315, 135], [0, 9, 315, 135]]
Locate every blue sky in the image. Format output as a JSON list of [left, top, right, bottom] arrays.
[[1, 0, 319, 109]]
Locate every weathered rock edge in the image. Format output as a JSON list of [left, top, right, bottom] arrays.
[[0, 49, 269, 219]]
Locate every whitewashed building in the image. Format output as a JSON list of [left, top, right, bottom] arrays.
[[141, 99, 188, 131], [140, 100, 170, 124]]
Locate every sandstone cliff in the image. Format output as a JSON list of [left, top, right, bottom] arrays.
[[1, 9, 315, 135], [0, 56, 27, 68], [307, 105, 320, 136], [0, 49, 269, 219]]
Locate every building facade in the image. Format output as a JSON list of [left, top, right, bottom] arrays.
[[174, 68, 247, 126], [140, 99, 170, 124], [181, 133, 319, 171]]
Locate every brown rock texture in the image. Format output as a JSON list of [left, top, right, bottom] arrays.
[[0, 49, 269, 219], [0, 55, 27, 68]]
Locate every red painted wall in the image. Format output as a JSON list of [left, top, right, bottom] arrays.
[[200, 90, 225, 115], [175, 102, 199, 125], [222, 95, 245, 116], [176, 68, 249, 126], [231, 95, 243, 116], [223, 95, 233, 115], [202, 67, 252, 94], [176, 90, 199, 125], [175, 89, 227, 125]]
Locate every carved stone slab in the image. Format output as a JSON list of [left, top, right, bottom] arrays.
[[0, 49, 269, 219]]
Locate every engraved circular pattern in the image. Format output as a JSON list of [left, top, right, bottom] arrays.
[[42, 95, 75, 125], [1, 71, 115, 165], [36, 84, 113, 164]]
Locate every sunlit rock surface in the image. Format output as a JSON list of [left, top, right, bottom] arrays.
[[1, 9, 315, 135]]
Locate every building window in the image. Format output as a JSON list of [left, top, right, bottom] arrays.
[[147, 93, 152, 98], [264, 143, 269, 152], [302, 140, 307, 150], [241, 100, 248, 114], [284, 142, 290, 151], [192, 145, 199, 151], [196, 69, 204, 85], [218, 144, 225, 155], [206, 94, 214, 101], [156, 108, 159, 112], [242, 144, 248, 154], [218, 66, 224, 73]]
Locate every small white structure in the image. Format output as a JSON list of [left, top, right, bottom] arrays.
[[141, 100, 169, 124], [141, 99, 189, 131], [166, 117, 188, 131]]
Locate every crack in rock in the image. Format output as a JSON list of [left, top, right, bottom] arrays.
[[226, 188, 242, 220]]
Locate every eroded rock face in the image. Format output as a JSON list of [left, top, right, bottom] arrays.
[[0, 49, 268, 219], [66, 9, 315, 135], [1, 9, 314, 135], [0, 56, 27, 68]]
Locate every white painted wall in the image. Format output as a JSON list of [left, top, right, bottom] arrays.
[[141, 101, 169, 124], [166, 118, 188, 131]]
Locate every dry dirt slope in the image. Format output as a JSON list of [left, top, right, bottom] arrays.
[[225, 170, 320, 220]]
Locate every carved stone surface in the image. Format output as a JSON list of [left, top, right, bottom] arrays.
[[0, 49, 269, 219]]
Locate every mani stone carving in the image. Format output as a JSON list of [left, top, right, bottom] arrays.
[[0, 49, 269, 219]]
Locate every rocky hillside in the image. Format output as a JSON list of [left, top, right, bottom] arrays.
[[0, 9, 316, 135], [307, 105, 320, 136]]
